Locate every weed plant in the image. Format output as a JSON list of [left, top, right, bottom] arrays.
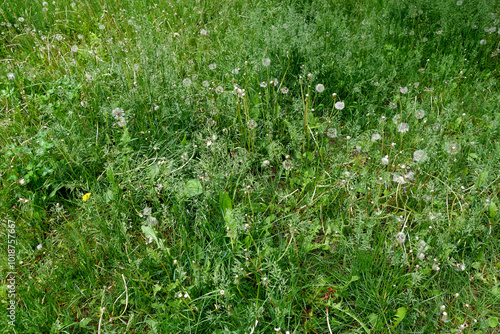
[[1, 0, 499, 333]]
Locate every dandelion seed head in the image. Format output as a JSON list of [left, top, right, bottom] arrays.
[[398, 123, 409, 133], [208, 63, 217, 70], [371, 133, 381, 142], [381, 155, 389, 165], [283, 159, 293, 171], [215, 86, 224, 94], [326, 128, 337, 138], [415, 109, 425, 119], [7, 73, 15, 80], [334, 101, 345, 110], [445, 142, 461, 155], [396, 232, 406, 244], [182, 78, 192, 87], [117, 117, 127, 127], [247, 119, 257, 130], [70, 45, 79, 53], [315, 84, 324, 92], [413, 149, 428, 162], [400, 87, 408, 94]]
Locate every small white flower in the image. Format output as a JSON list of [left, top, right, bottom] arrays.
[[418, 252, 425, 260], [145, 237, 153, 244], [232, 68, 239, 75], [37, 244, 43, 250], [206, 139, 212, 147], [143, 207, 152, 216], [414, 82, 420, 88], [98, 24, 105, 30], [18, 17, 25, 22], [393, 114, 401, 124], [389, 102, 397, 109], [7, 73, 15, 80], [173, 32, 180, 37], [281, 87, 289, 94], [315, 84, 324, 92], [18, 179, 25, 185], [479, 39, 486, 45], [208, 63, 217, 70], [215, 86, 224, 94], [200, 29, 209, 36], [184, 292, 190, 298], [371, 133, 381, 142], [262, 160, 270, 167], [262, 58, 271, 67], [381, 155, 389, 165], [432, 264, 440, 271], [202, 80, 210, 87], [70, 45, 79, 53], [442, 312, 449, 322], [334, 101, 345, 110], [456, 0, 463, 5], [399, 87, 408, 94], [260, 81, 267, 88], [220, 290, 225, 295], [440, 305, 446, 312]]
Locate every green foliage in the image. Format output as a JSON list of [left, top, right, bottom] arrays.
[[1, 0, 500, 332]]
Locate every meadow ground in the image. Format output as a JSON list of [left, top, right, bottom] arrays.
[[1, 0, 500, 333]]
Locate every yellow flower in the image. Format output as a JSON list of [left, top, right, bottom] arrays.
[[83, 193, 91, 202]]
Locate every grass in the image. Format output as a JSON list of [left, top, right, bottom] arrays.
[[1, 0, 500, 333]]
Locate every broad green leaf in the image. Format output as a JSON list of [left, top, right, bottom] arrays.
[[490, 202, 498, 219], [489, 317, 499, 328], [393, 307, 407, 329], [185, 179, 202, 197], [220, 191, 232, 212]]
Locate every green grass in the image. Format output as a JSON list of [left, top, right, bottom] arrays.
[[1, 0, 500, 333]]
